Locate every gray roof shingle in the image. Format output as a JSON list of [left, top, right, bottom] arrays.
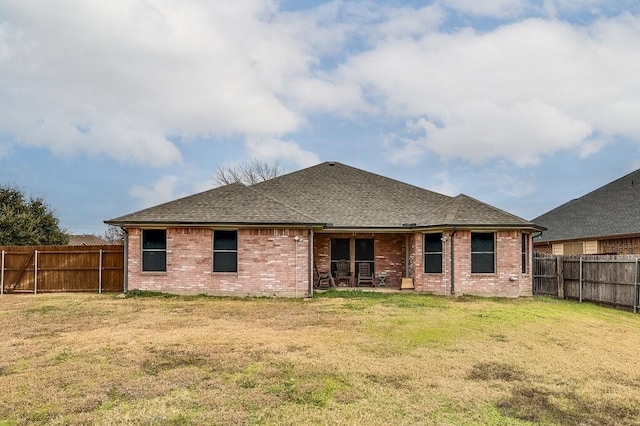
[[533, 168, 640, 242], [107, 162, 541, 230]]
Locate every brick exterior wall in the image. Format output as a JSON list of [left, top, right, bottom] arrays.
[[127, 227, 310, 297], [593, 237, 640, 255], [127, 227, 533, 298], [412, 230, 532, 297], [449, 230, 532, 297]]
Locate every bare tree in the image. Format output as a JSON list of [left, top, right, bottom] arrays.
[[213, 159, 283, 186], [103, 225, 125, 244]]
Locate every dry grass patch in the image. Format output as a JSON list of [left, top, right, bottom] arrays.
[[0, 291, 639, 425]]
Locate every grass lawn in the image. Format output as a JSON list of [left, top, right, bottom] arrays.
[[0, 290, 639, 425]]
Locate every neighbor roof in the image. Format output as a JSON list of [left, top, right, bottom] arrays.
[[533, 168, 640, 243], [107, 162, 541, 230]]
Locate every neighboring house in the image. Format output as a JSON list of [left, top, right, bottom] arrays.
[[68, 234, 110, 246], [533, 168, 640, 255], [106, 162, 543, 298]]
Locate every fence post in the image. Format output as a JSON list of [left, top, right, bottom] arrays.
[[99, 249, 103, 294], [1, 250, 4, 295], [557, 255, 564, 299], [635, 258, 638, 314], [579, 255, 583, 303], [34, 250, 38, 295]]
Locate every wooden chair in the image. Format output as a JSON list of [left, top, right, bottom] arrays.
[[356, 262, 374, 287], [314, 264, 335, 289], [335, 259, 351, 286]]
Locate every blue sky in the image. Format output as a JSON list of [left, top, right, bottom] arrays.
[[1, 0, 639, 235]]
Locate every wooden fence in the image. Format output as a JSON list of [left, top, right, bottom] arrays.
[[533, 253, 640, 313], [0, 245, 124, 294]]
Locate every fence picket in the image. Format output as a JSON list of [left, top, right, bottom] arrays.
[[0, 245, 124, 293], [534, 253, 640, 312]]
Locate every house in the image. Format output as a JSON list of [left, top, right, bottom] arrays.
[[533, 168, 640, 255], [106, 162, 543, 298], [67, 234, 111, 246]]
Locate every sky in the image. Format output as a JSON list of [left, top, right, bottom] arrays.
[[1, 0, 640, 235]]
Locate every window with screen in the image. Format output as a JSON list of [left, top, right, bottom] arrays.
[[355, 238, 374, 277], [424, 233, 443, 273], [213, 230, 238, 272], [330, 238, 350, 276], [471, 232, 495, 273], [142, 229, 166, 272]]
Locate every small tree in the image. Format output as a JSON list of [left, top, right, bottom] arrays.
[[213, 159, 283, 186], [0, 184, 69, 246]]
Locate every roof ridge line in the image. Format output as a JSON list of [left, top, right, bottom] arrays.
[[243, 184, 321, 224]]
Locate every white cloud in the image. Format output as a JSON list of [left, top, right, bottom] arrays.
[[245, 138, 320, 168], [0, 0, 318, 165], [1, 0, 639, 171], [336, 15, 640, 165], [129, 175, 182, 208]]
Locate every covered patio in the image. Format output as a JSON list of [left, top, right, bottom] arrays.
[[312, 231, 413, 290]]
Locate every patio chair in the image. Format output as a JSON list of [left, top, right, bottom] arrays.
[[314, 264, 335, 289], [356, 263, 374, 287], [335, 259, 352, 286]]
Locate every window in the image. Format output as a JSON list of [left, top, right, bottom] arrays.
[[330, 238, 350, 276], [213, 230, 238, 272], [424, 233, 443, 273], [142, 229, 166, 272], [471, 232, 495, 273], [355, 238, 374, 277], [563, 242, 583, 256], [521, 233, 529, 273]]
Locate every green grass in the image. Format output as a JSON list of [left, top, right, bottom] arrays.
[[0, 292, 639, 425]]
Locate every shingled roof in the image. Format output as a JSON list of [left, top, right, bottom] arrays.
[[107, 162, 541, 230], [533, 168, 640, 242]]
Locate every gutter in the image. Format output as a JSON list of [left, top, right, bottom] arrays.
[[123, 228, 129, 293]]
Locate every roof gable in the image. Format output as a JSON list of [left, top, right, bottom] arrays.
[[424, 194, 536, 227], [533, 168, 640, 242]]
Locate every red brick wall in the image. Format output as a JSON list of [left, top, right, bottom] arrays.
[[127, 227, 310, 297], [127, 227, 533, 298], [598, 237, 640, 254], [450, 230, 532, 297], [411, 230, 532, 297]]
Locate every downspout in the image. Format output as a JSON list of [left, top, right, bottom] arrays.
[[123, 228, 129, 293], [308, 228, 313, 298], [450, 228, 457, 296]]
